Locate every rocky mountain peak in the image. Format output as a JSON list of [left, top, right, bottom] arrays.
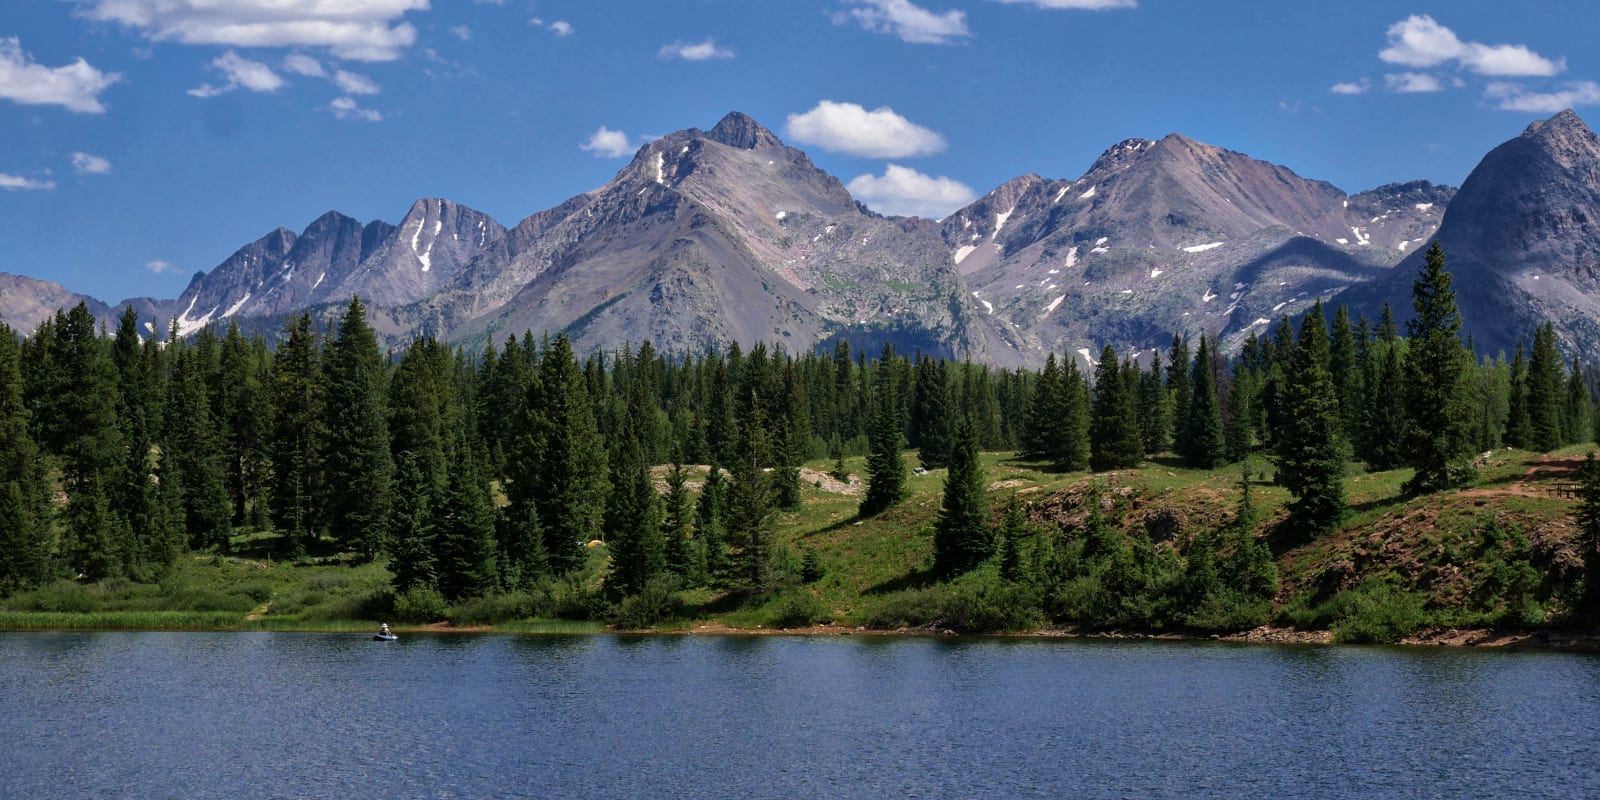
[[1087, 137, 1157, 175], [1517, 108, 1600, 173], [707, 111, 784, 150]]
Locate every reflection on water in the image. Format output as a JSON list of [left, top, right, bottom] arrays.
[[2, 633, 1598, 799]]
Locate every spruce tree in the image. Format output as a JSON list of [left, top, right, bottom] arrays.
[[433, 448, 499, 601], [997, 494, 1030, 584], [1506, 342, 1532, 448], [1055, 356, 1091, 472], [269, 313, 325, 553], [661, 458, 696, 583], [1023, 353, 1064, 461], [859, 345, 908, 517], [1089, 346, 1142, 471], [603, 437, 665, 598], [932, 414, 991, 575], [1527, 321, 1566, 451], [1402, 243, 1476, 494], [531, 335, 609, 573], [0, 323, 51, 592], [1181, 335, 1226, 469], [322, 297, 394, 559], [915, 358, 957, 469], [696, 466, 730, 586], [1138, 351, 1169, 455], [1274, 302, 1348, 533], [725, 419, 777, 594], [1578, 452, 1600, 613], [1569, 360, 1593, 448], [387, 454, 437, 594], [1166, 334, 1192, 453]]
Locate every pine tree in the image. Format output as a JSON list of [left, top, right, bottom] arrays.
[[1138, 351, 1170, 455], [997, 494, 1030, 584], [1402, 243, 1476, 494], [1055, 356, 1091, 472], [661, 458, 696, 583], [859, 345, 907, 517], [269, 313, 325, 554], [932, 414, 991, 575], [772, 360, 809, 509], [1576, 451, 1600, 613], [0, 323, 51, 592], [1181, 335, 1226, 469], [1527, 321, 1566, 451], [914, 358, 957, 469], [531, 335, 609, 573], [1274, 302, 1349, 533], [725, 417, 777, 594], [1223, 366, 1256, 463], [1089, 346, 1142, 471], [387, 454, 437, 594], [696, 466, 730, 586], [433, 448, 498, 601], [1166, 334, 1192, 453], [218, 322, 270, 527], [1506, 341, 1532, 449], [603, 437, 665, 598], [1022, 353, 1064, 461], [322, 297, 394, 559], [1569, 360, 1593, 448], [167, 343, 232, 550]]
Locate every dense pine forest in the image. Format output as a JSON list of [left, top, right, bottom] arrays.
[[3, 244, 1599, 638]]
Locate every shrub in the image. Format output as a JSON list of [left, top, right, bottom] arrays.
[[1327, 578, 1429, 644], [392, 587, 449, 623], [7, 580, 102, 613], [763, 591, 829, 628], [1183, 589, 1271, 633], [450, 590, 555, 626], [615, 578, 680, 629]]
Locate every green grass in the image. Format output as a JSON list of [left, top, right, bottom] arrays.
[[3, 446, 1590, 640]]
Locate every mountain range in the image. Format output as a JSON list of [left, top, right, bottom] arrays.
[[6, 109, 1599, 367]]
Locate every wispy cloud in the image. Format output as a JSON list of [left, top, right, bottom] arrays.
[[839, 0, 970, 45], [75, 0, 426, 61], [188, 50, 283, 97], [785, 101, 945, 158], [0, 37, 120, 113], [329, 96, 381, 122], [281, 53, 326, 77], [659, 39, 734, 61], [1380, 15, 1564, 77], [145, 259, 178, 274], [72, 152, 112, 175], [531, 18, 575, 37], [847, 165, 975, 219], [1385, 72, 1444, 94], [451, 25, 472, 41], [1485, 81, 1600, 113], [580, 127, 634, 158], [1330, 78, 1371, 96], [990, 0, 1135, 9], [334, 70, 381, 95], [0, 172, 56, 191]]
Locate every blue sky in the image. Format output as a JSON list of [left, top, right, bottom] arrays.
[[3, 0, 1596, 303]]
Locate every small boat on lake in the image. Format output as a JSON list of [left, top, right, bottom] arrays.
[[373, 633, 398, 641]]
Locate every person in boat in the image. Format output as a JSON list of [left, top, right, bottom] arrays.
[[379, 623, 391, 637]]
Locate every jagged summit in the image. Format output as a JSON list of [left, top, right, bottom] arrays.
[[706, 111, 784, 150]]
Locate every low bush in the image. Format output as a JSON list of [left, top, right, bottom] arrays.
[[615, 578, 681, 629], [392, 587, 449, 623], [762, 591, 829, 629]]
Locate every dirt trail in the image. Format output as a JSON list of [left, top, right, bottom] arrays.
[[1460, 453, 1580, 499]]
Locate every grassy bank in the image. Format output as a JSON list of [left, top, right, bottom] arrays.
[[3, 448, 1595, 645]]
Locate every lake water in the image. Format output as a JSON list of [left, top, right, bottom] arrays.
[[3, 633, 1598, 799]]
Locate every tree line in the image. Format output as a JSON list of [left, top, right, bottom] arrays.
[[1, 243, 1596, 615]]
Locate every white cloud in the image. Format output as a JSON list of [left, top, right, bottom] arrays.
[[1330, 78, 1371, 95], [580, 127, 634, 158], [531, 18, 574, 37], [659, 39, 734, 61], [71, 152, 112, 175], [281, 53, 325, 77], [451, 25, 471, 41], [330, 96, 381, 121], [841, 0, 970, 45], [75, 0, 426, 61], [990, 0, 1135, 8], [334, 70, 381, 95], [0, 37, 120, 114], [145, 259, 178, 274], [785, 101, 946, 158], [188, 50, 283, 97], [1380, 15, 1564, 77], [847, 165, 975, 219], [1385, 72, 1443, 94], [0, 173, 56, 191], [1485, 81, 1600, 113]]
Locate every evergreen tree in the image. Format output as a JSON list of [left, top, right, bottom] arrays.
[[1527, 321, 1567, 451], [997, 494, 1030, 584], [218, 323, 270, 527], [772, 360, 809, 509], [1138, 351, 1170, 455], [1328, 304, 1359, 439], [1055, 357, 1091, 472], [1402, 243, 1476, 494], [725, 417, 777, 594], [1022, 353, 1064, 461], [932, 414, 991, 575], [1089, 346, 1142, 471], [1506, 342, 1532, 449], [661, 458, 696, 583], [1578, 452, 1600, 613], [1181, 335, 1226, 469], [166, 344, 232, 550], [530, 335, 609, 573], [859, 345, 907, 517], [322, 297, 394, 559], [1568, 359, 1592, 448], [1274, 302, 1348, 533], [1166, 334, 1192, 453], [696, 466, 731, 586], [1223, 366, 1256, 463], [603, 437, 665, 598], [914, 358, 957, 469], [433, 448, 498, 601], [269, 314, 325, 553], [387, 454, 437, 594], [1361, 342, 1408, 470], [0, 323, 51, 592]]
